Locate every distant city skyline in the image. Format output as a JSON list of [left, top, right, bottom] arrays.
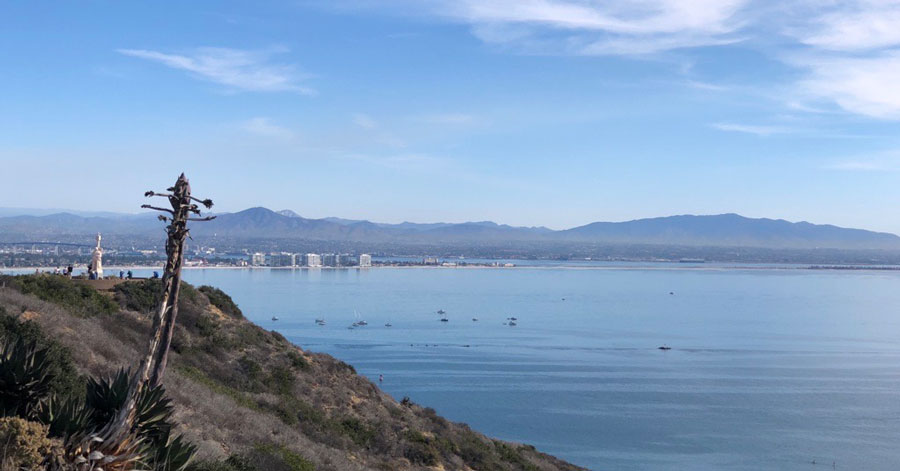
[[3, 1, 900, 233]]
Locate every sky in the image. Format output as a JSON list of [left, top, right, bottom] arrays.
[[2, 1, 900, 232]]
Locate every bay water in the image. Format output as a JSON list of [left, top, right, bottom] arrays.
[[53, 266, 900, 469]]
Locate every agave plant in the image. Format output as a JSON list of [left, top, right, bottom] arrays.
[[0, 336, 55, 418], [37, 395, 93, 440], [146, 431, 197, 471], [86, 369, 175, 443]]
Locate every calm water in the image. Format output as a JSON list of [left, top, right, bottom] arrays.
[[31, 266, 900, 469]]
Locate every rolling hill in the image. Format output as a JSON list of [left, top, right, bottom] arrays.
[[1, 208, 898, 250]]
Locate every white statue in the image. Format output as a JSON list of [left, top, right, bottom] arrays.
[[91, 233, 104, 279]]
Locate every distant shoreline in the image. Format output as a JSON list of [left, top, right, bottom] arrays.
[[5, 263, 900, 273]]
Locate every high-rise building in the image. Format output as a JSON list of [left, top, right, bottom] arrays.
[[359, 254, 372, 267], [322, 253, 337, 267], [305, 253, 322, 267], [338, 253, 357, 267], [251, 252, 266, 266], [269, 253, 294, 267]]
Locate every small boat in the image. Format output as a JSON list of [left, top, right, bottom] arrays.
[[315, 318, 326, 325], [472, 317, 478, 321], [437, 309, 446, 315], [385, 322, 392, 327], [357, 320, 368, 326], [440, 318, 449, 322], [508, 321, 517, 326], [658, 345, 671, 351], [506, 316, 517, 321], [271, 316, 279, 321]]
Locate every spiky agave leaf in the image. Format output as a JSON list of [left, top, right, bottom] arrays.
[[147, 432, 196, 471], [36, 394, 93, 439], [85, 368, 131, 437], [85, 369, 174, 445], [0, 336, 55, 418], [133, 381, 174, 445]]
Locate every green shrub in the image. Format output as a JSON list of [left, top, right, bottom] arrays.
[[195, 314, 219, 338], [6, 275, 117, 316], [337, 417, 375, 448], [221, 444, 314, 471], [0, 417, 57, 469], [267, 365, 295, 395], [114, 279, 161, 313], [286, 351, 308, 371], [176, 366, 260, 412], [403, 440, 439, 466], [198, 286, 243, 319], [495, 442, 539, 471]]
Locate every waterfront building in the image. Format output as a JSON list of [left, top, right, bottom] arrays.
[[322, 253, 337, 267], [251, 252, 266, 266], [305, 253, 322, 267], [338, 253, 357, 267], [359, 254, 372, 267], [269, 253, 294, 267]]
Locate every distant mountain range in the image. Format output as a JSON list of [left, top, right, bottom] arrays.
[[1, 207, 899, 250]]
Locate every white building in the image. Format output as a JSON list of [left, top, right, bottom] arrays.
[[306, 253, 322, 267], [359, 254, 372, 267], [251, 252, 266, 266]]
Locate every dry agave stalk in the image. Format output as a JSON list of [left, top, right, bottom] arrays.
[[54, 175, 213, 470]]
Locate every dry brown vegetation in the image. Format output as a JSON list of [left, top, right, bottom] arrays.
[[0, 275, 585, 471]]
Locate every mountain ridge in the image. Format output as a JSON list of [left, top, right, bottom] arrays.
[[1, 207, 898, 250]]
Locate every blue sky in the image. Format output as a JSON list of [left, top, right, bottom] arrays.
[[2, 1, 900, 232]]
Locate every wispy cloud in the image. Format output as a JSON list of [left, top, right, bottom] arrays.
[[783, 1, 900, 119], [793, 1, 900, 51], [241, 117, 295, 139], [325, 1, 900, 121], [444, 0, 750, 55], [117, 47, 315, 94], [791, 52, 900, 119], [710, 122, 789, 137]]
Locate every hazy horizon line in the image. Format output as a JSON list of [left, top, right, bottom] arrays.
[[2, 206, 897, 237]]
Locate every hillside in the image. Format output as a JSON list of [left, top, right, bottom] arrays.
[[1, 208, 898, 251], [0, 275, 583, 471]]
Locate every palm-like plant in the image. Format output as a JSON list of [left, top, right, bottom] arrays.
[[37, 395, 93, 440], [0, 337, 55, 418], [86, 369, 175, 443]]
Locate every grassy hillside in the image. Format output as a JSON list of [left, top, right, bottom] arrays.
[[0, 275, 584, 471]]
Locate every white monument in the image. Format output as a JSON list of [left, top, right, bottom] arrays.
[[91, 233, 104, 279]]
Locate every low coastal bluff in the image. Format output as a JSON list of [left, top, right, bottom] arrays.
[[0, 274, 584, 471]]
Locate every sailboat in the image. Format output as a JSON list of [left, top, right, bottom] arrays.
[[354, 310, 367, 326], [271, 316, 279, 321]]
